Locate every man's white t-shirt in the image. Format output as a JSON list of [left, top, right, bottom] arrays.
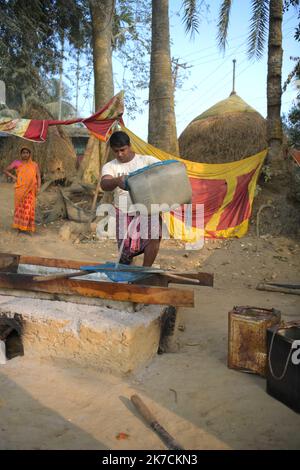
[[101, 153, 160, 212]]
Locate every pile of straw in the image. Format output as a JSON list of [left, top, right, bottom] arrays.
[[179, 93, 267, 163]]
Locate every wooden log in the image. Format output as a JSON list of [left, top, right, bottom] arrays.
[[19, 254, 95, 270], [256, 282, 300, 296], [0, 273, 194, 307], [131, 394, 184, 450]]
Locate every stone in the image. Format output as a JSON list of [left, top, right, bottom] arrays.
[[0, 294, 165, 376]]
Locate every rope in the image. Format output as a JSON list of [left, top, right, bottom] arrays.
[[268, 324, 298, 381]]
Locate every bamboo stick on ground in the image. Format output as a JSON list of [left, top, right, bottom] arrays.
[[256, 282, 300, 296], [130, 394, 184, 450]]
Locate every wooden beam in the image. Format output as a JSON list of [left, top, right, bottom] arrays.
[[19, 255, 96, 270], [0, 252, 98, 270], [0, 253, 213, 288], [0, 273, 194, 307]]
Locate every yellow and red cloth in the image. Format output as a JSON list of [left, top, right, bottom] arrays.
[[121, 126, 267, 241], [0, 91, 124, 142]]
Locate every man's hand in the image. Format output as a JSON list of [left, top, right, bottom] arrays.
[[116, 175, 126, 190], [101, 175, 127, 192]]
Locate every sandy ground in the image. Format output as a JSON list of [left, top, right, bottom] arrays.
[[0, 182, 300, 450]]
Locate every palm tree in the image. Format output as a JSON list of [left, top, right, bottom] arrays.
[[89, 0, 115, 111], [148, 0, 205, 154], [217, 0, 283, 163], [88, 0, 115, 177], [148, 0, 179, 154]]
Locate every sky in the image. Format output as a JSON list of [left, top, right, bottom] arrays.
[[75, 0, 299, 142]]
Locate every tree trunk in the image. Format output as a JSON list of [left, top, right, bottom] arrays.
[[58, 36, 64, 120], [75, 50, 80, 116], [148, 0, 179, 155], [267, 0, 283, 166], [88, 0, 115, 180], [89, 0, 114, 110]]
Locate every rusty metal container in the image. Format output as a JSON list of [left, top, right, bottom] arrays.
[[228, 306, 281, 376]]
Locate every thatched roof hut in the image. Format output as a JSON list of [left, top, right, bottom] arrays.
[[178, 92, 267, 163], [0, 102, 77, 181]]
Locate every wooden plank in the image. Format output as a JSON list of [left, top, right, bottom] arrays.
[[0, 273, 194, 307], [0, 252, 97, 270], [19, 254, 95, 270], [0, 253, 213, 287]]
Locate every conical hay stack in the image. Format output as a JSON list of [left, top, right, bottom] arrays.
[[0, 102, 77, 181], [179, 94, 267, 163]]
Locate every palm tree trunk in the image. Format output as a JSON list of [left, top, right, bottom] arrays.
[[148, 0, 179, 155], [89, 0, 114, 110], [88, 0, 115, 179], [267, 0, 283, 164]]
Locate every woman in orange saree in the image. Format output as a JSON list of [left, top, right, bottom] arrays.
[[4, 147, 41, 232]]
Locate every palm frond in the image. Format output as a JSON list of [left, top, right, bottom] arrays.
[[247, 0, 269, 60], [217, 0, 233, 52], [283, 57, 300, 92], [182, 0, 200, 38]]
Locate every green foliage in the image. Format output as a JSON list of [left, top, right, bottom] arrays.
[[284, 0, 300, 40], [182, 0, 210, 39], [283, 105, 300, 147], [0, 0, 151, 118], [0, 0, 60, 108], [0, 0, 89, 109], [262, 164, 273, 182], [247, 0, 269, 60], [182, 0, 200, 38], [112, 0, 152, 118], [217, 0, 269, 60], [217, 0, 232, 52]]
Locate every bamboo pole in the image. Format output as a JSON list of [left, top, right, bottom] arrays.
[[91, 141, 110, 212]]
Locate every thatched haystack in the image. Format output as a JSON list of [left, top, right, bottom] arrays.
[[179, 93, 267, 163], [0, 101, 77, 181]]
